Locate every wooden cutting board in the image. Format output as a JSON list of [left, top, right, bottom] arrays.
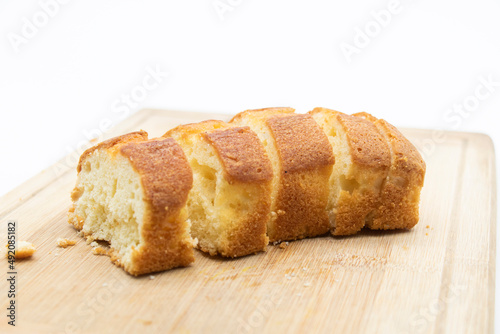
[[0, 109, 496, 334]]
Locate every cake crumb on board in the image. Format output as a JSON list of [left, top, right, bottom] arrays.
[[6, 241, 36, 259], [92, 247, 108, 255], [279, 242, 289, 249], [57, 238, 77, 248]]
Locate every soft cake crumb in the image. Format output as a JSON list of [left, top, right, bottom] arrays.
[[57, 238, 77, 248]]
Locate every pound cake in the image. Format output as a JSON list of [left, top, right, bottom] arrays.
[[230, 108, 335, 242], [164, 120, 272, 257], [310, 108, 392, 235], [68, 108, 426, 275], [68, 131, 195, 275], [353, 112, 426, 229]]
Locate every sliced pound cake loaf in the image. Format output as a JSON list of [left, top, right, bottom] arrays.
[[68, 131, 195, 275], [353, 112, 426, 230], [230, 108, 335, 242], [164, 120, 272, 257], [310, 108, 391, 235]]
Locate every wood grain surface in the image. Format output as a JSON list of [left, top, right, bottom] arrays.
[[0, 109, 496, 334]]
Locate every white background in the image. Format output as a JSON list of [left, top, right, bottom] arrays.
[[1, 0, 499, 331]]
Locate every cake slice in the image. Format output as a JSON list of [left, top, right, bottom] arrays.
[[353, 112, 426, 229], [68, 131, 195, 275], [164, 120, 272, 257], [230, 108, 335, 242], [309, 108, 391, 235]]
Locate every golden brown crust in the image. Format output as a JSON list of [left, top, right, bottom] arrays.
[[163, 120, 228, 140], [309, 108, 391, 236], [381, 120, 426, 178], [266, 114, 335, 172], [230, 107, 295, 123], [274, 168, 333, 241], [164, 120, 272, 257], [120, 138, 193, 217], [70, 134, 194, 275], [203, 127, 273, 184], [231, 109, 334, 242], [333, 190, 375, 235], [335, 113, 391, 170], [247, 107, 295, 113], [332, 110, 392, 235], [165, 119, 273, 184], [353, 112, 378, 123], [268, 113, 335, 240], [120, 138, 195, 275], [76, 131, 148, 173], [355, 112, 426, 177], [353, 112, 426, 230]]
